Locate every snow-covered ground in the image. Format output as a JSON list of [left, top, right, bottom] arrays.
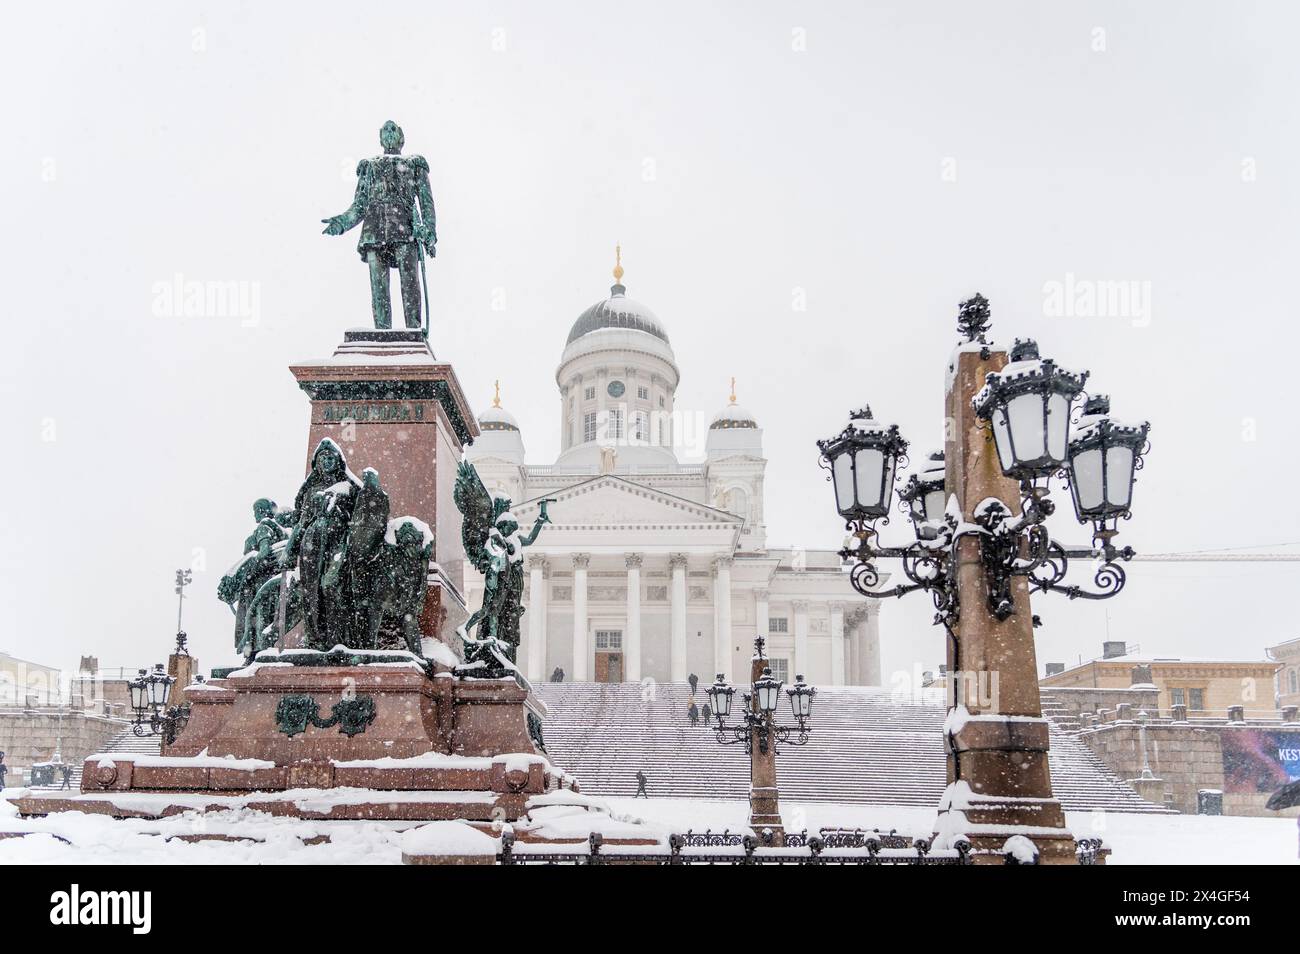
[[1, 790, 1294, 864]]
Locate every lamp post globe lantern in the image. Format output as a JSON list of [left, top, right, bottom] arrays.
[[972, 339, 1088, 482], [1065, 394, 1150, 532], [128, 669, 148, 711], [787, 674, 815, 720], [707, 674, 734, 720], [754, 668, 782, 713], [899, 450, 947, 530], [817, 405, 910, 524], [146, 664, 175, 708], [754, 670, 780, 712]]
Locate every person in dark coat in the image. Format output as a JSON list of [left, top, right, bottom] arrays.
[[701, 702, 712, 725], [688, 672, 699, 694], [60, 763, 72, 790], [0, 752, 8, 790], [687, 701, 699, 726], [635, 770, 648, 798]]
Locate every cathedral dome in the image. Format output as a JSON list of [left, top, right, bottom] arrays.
[[565, 245, 668, 346], [566, 285, 668, 345]]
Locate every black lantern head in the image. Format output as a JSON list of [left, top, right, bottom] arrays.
[[707, 673, 735, 719], [128, 669, 148, 712], [787, 674, 815, 720], [972, 339, 1088, 481], [899, 449, 947, 531], [1066, 394, 1150, 528], [754, 667, 782, 713], [817, 405, 909, 524], [146, 664, 174, 708]]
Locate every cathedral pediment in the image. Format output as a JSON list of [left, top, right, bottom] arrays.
[[514, 475, 741, 530]]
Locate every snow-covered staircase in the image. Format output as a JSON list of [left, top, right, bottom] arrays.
[[536, 682, 1172, 814], [31, 724, 162, 791]]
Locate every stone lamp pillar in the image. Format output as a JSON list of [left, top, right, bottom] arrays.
[[935, 345, 1078, 865], [747, 651, 783, 846]]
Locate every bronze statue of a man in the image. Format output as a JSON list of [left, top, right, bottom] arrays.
[[322, 121, 437, 331]]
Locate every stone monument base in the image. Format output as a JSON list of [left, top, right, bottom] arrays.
[[10, 649, 571, 824]]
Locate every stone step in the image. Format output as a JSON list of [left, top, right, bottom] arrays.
[[536, 682, 1172, 814]]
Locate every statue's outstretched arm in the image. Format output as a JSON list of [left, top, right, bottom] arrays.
[[519, 517, 548, 548], [322, 162, 369, 234], [518, 499, 554, 547]]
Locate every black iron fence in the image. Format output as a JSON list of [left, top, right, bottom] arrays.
[[500, 828, 973, 865], [499, 828, 1109, 865]]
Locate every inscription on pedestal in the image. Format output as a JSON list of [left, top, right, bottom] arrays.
[[317, 401, 433, 424]]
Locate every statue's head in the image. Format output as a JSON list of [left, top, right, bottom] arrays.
[[361, 467, 382, 491], [253, 498, 277, 521], [312, 439, 343, 476], [380, 120, 405, 154]]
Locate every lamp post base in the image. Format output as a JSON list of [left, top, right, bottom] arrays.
[[749, 786, 785, 846]]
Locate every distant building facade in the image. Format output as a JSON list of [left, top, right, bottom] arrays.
[[1268, 637, 1300, 709], [1040, 642, 1281, 718]]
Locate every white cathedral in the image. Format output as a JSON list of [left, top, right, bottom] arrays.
[[464, 254, 881, 688]]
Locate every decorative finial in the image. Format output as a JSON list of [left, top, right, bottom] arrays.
[[492, 380, 501, 408], [613, 243, 624, 283], [729, 377, 737, 405], [956, 293, 992, 344]]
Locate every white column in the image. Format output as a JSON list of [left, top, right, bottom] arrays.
[[713, 557, 733, 679], [526, 556, 548, 682], [625, 553, 642, 683], [829, 601, 846, 686], [754, 587, 770, 639], [669, 553, 688, 682], [847, 607, 864, 686], [864, 603, 882, 686], [572, 553, 590, 681], [792, 600, 809, 679]]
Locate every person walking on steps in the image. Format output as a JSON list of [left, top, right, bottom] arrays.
[[635, 770, 648, 798]]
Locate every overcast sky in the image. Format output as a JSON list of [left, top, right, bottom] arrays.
[[3, 1, 1298, 688]]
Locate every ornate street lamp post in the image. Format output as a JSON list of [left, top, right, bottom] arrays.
[[707, 637, 815, 846], [816, 295, 1151, 864], [128, 663, 189, 746]]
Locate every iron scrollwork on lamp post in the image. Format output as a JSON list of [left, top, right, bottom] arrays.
[[707, 638, 816, 755], [817, 295, 1151, 635]]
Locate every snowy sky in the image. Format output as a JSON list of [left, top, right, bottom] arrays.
[[3, 1, 1298, 688]]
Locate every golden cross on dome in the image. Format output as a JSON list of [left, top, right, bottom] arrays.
[[729, 377, 737, 405], [493, 379, 501, 408], [613, 243, 624, 283]]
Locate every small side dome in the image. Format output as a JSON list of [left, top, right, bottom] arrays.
[[477, 380, 520, 432], [710, 378, 758, 429], [478, 405, 519, 432], [710, 404, 758, 429]]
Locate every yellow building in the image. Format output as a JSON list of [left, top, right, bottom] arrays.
[[1268, 637, 1300, 709], [1040, 643, 1280, 719]]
